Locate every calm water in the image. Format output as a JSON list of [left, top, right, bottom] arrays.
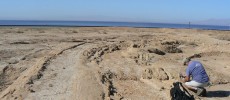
[[0, 20, 229, 30]]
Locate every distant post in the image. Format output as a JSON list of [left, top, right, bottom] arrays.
[[229, 24, 230, 30], [189, 22, 191, 29]]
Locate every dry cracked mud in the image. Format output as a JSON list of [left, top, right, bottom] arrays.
[[0, 27, 229, 100]]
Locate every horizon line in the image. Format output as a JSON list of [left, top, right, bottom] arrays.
[[0, 20, 229, 26]]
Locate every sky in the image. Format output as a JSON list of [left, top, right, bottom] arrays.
[[0, 0, 230, 25]]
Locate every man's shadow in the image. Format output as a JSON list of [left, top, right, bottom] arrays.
[[206, 90, 230, 97]]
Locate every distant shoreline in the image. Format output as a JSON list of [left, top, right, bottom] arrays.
[[0, 25, 229, 31], [0, 20, 229, 31]]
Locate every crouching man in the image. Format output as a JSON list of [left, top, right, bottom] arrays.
[[180, 58, 210, 96]]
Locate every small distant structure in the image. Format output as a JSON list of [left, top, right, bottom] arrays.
[[189, 22, 191, 29], [229, 24, 230, 30]]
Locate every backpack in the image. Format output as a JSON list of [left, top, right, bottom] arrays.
[[170, 82, 195, 100]]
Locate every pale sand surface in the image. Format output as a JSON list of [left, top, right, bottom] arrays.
[[0, 27, 229, 100]]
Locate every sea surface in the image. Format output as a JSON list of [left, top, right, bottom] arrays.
[[0, 20, 229, 30]]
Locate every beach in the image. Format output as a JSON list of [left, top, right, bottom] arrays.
[[0, 27, 229, 100]]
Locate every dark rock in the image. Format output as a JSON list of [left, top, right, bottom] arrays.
[[148, 48, 166, 55]]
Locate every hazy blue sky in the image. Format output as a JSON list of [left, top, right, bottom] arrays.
[[0, 0, 230, 25]]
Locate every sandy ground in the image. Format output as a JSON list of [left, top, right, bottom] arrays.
[[0, 27, 229, 100]]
